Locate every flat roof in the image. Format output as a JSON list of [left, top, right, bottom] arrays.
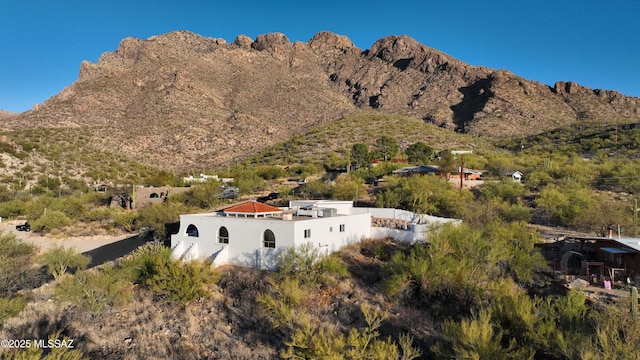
[[600, 247, 635, 254]]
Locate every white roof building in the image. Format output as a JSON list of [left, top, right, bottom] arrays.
[[171, 200, 460, 270]]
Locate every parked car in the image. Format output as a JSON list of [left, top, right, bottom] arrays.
[[218, 186, 239, 199], [16, 222, 30, 232]]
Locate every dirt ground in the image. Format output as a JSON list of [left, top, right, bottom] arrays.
[[0, 219, 131, 253]]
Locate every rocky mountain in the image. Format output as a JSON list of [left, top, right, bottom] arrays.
[[0, 110, 15, 120], [2, 30, 639, 170]]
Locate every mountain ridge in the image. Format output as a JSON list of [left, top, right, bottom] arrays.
[[2, 30, 639, 170]]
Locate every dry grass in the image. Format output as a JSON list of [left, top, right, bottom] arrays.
[[0, 239, 436, 359]]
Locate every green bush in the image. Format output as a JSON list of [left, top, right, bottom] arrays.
[[55, 266, 132, 313], [0, 199, 26, 218], [31, 210, 73, 232], [432, 309, 532, 359], [144, 258, 218, 306], [38, 245, 90, 280], [276, 243, 349, 286], [281, 304, 421, 360], [0, 231, 38, 297], [134, 202, 189, 238], [112, 210, 139, 232], [120, 243, 219, 306], [536, 184, 595, 227], [0, 295, 27, 325]]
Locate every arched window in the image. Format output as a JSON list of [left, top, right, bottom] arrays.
[[150, 192, 159, 199], [263, 229, 276, 248], [218, 226, 229, 244], [186, 224, 199, 237]]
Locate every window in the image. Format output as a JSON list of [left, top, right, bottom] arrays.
[[304, 229, 311, 238], [218, 226, 229, 244], [186, 224, 199, 237], [263, 229, 276, 248], [150, 192, 159, 199], [339, 224, 345, 232]]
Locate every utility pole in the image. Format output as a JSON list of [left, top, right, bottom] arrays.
[[451, 150, 473, 190]]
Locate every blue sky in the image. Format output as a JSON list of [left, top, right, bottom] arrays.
[[1, 0, 639, 113]]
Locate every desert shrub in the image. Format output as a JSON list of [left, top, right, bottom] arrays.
[[479, 180, 527, 204], [376, 175, 471, 218], [0, 231, 39, 296], [260, 244, 349, 330], [299, 180, 333, 199], [258, 276, 311, 330], [431, 279, 595, 359], [0, 185, 12, 202], [286, 163, 322, 179], [431, 309, 532, 360], [276, 242, 349, 286], [281, 304, 421, 360], [0, 295, 27, 325], [55, 266, 132, 313], [119, 243, 219, 306], [80, 206, 114, 223], [383, 222, 547, 317], [182, 181, 223, 209], [36, 175, 62, 192], [536, 183, 595, 227], [230, 172, 267, 194], [112, 210, 139, 232], [481, 221, 546, 284], [144, 258, 218, 306], [0, 199, 26, 218], [255, 165, 287, 180], [332, 175, 365, 202], [134, 201, 189, 238], [31, 210, 73, 232], [38, 245, 91, 280]]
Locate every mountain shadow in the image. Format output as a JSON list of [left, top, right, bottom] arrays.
[[450, 78, 493, 133]]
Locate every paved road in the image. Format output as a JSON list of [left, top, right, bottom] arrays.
[[0, 220, 153, 268]]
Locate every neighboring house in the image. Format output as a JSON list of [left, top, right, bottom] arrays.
[[171, 200, 460, 270], [504, 171, 523, 183], [135, 186, 191, 209], [371, 159, 409, 167], [392, 165, 443, 177], [111, 186, 192, 209], [183, 174, 234, 184], [539, 235, 640, 285], [450, 168, 484, 180]]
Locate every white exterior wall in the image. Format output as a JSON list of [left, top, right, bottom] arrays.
[[291, 213, 371, 253], [171, 200, 461, 270], [171, 212, 371, 270], [290, 200, 354, 215]]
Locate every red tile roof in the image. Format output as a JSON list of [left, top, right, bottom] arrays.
[[224, 201, 282, 214]]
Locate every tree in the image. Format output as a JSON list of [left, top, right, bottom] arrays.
[[350, 143, 370, 170], [375, 136, 399, 161], [405, 141, 433, 164], [38, 244, 91, 280], [332, 175, 365, 202], [437, 150, 456, 179]]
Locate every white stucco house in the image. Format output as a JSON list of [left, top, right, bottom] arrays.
[[171, 200, 460, 270]]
